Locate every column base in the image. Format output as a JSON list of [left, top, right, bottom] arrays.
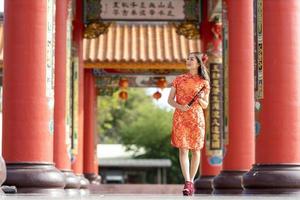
[[74, 174, 89, 195], [78, 175, 90, 195], [194, 176, 214, 194], [77, 174, 90, 189], [84, 173, 101, 185], [62, 170, 81, 196], [212, 170, 245, 194], [62, 170, 81, 189], [1, 185, 17, 194], [4, 163, 65, 195], [243, 164, 300, 194]]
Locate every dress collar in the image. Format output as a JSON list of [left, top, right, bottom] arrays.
[[186, 72, 199, 78]]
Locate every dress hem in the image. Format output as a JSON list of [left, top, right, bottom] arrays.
[[171, 142, 203, 151]]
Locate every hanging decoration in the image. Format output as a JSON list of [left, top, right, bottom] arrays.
[[156, 78, 167, 90], [118, 91, 128, 101], [118, 77, 129, 101], [153, 91, 162, 100], [118, 78, 129, 89]]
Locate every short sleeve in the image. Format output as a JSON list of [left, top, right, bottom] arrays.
[[172, 77, 179, 89]]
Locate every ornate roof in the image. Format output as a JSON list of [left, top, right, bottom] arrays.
[[83, 22, 201, 69], [0, 22, 201, 70]]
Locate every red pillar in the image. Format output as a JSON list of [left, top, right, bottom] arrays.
[[243, 0, 300, 194], [54, 0, 80, 190], [71, 0, 89, 189], [3, 0, 65, 193], [213, 0, 255, 194], [194, 0, 222, 194], [83, 69, 100, 184]]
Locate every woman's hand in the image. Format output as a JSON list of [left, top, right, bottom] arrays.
[[198, 91, 205, 99]]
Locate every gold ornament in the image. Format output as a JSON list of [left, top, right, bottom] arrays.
[[84, 22, 111, 39], [173, 22, 200, 40]]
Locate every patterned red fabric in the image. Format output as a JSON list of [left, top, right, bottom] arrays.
[[171, 73, 210, 150]]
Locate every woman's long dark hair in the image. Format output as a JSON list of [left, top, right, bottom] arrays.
[[190, 52, 210, 82]]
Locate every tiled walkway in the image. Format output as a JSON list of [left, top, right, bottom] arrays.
[[0, 184, 299, 200], [0, 194, 298, 200]]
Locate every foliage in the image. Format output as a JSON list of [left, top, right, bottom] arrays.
[[97, 89, 150, 143], [97, 88, 183, 183]]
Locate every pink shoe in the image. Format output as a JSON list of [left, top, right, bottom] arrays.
[[189, 181, 195, 195], [182, 181, 194, 196]]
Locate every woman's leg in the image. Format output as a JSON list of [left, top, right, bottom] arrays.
[[179, 148, 190, 181], [190, 149, 201, 182]]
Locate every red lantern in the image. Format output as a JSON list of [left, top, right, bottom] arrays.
[[119, 78, 129, 89], [156, 78, 167, 90], [153, 91, 162, 100], [119, 91, 128, 101]]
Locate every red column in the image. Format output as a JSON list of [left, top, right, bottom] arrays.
[[213, 0, 255, 194], [71, 0, 89, 189], [54, 0, 80, 190], [3, 0, 65, 193], [243, 0, 300, 194], [83, 69, 100, 184], [194, 0, 222, 194]]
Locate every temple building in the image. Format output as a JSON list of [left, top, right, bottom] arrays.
[[0, 0, 299, 195]]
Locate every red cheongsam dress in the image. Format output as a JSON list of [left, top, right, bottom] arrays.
[[171, 73, 210, 150]]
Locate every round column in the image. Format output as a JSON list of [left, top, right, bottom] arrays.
[[71, 0, 90, 192], [3, 0, 65, 194], [83, 69, 100, 184], [243, 0, 300, 194], [54, 0, 80, 191], [213, 0, 255, 194]]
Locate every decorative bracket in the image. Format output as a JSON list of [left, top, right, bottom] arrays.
[[173, 22, 200, 40], [84, 22, 111, 39]]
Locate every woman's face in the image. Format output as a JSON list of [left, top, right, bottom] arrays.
[[186, 54, 199, 70]]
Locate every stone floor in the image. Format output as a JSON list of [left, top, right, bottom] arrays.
[[88, 184, 183, 194], [0, 184, 298, 200], [0, 194, 298, 200]]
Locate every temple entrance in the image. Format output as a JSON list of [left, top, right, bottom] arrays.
[[83, 21, 201, 184]]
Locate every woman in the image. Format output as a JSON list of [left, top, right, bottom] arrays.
[[168, 52, 210, 196]]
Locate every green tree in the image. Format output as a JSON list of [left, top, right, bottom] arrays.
[[97, 88, 183, 183], [118, 101, 183, 183], [97, 89, 152, 143]]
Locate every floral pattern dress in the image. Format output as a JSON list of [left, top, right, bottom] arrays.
[[171, 73, 210, 150]]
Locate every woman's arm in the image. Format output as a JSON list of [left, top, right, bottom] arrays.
[[198, 92, 209, 109], [168, 87, 189, 112], [198, 81, 210, 109]]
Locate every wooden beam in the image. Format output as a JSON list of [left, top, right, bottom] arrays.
[[84, 61, 186, 69]]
